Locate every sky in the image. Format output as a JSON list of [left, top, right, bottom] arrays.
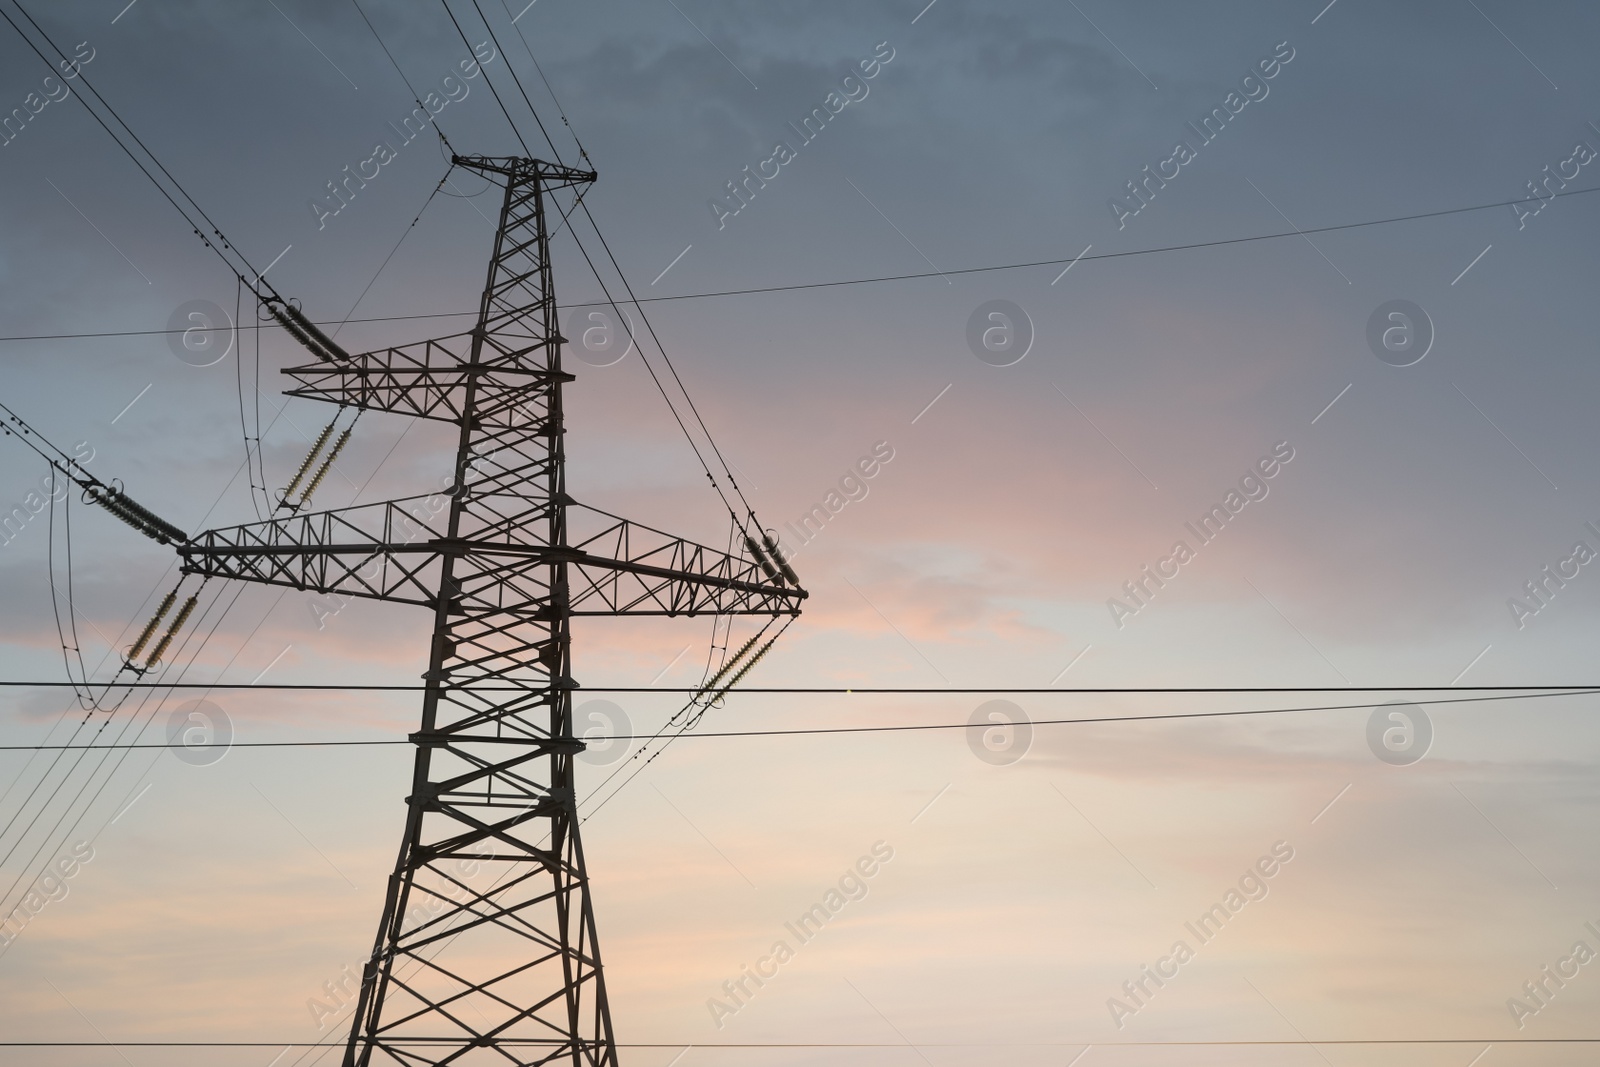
[[1, 0, 1599, 1064]]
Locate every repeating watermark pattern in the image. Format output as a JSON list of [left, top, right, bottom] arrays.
[[774, 440, 894, 556], [706, 840, 895, 1029], [1108, 442, 1295, 628], [306, 962, 363, 1030], [564, 305, 634, 367], [1366, 300, 1433, 367], [1507, 921, 1600, 1029], [0, 39, 95, 148], [708, 41, 896, 231], [309, 42, 498, 230], [1512, 136, 1596, 230], [575, 699, 632, 765], [309, 588, 353, 631], [1507, 524, 1600, 629], [0, 841, 94, 949], [165, 699, 233, 767], [1365, 701, 1431, 765], [305, 853, 489, 1029], [1106, 840, 1295, 1029], [966, 699, 1032, 766], [1108, 40, 1296, 230], [309, 446, 504, 631], [0, 440, 94, 551], [966, 300, 1033, 367], [167, 300, 235, 366]]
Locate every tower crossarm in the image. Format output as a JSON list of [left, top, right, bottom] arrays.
[[177, 495, 449, 608], [281, 333, 576, 425], [178, 497, 806, 617], [566, 503, 806, 615]]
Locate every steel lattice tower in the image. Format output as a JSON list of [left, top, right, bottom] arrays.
[[178, 156, 805, 1065]]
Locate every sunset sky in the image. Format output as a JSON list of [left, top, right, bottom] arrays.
[[2, 1, 1600, 1065]]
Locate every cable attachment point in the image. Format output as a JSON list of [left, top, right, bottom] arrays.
[[83, 480, 188, 545], [763, 529, 800, 587], [263, 299, 352, 364], [743, 532, 781, 584]]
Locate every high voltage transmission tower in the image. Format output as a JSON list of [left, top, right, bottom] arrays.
[[171, 156, 806, 1066]]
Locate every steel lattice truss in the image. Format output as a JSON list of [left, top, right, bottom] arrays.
[[179, 155, 804, 1066], [185, 498, 799, 617]]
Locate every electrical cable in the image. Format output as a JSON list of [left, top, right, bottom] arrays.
[[0, 578, 278, 938], [2, 182, 1599, 348], [0, 412, 427, 942], [330, 171, 453, 339], [8, 685, 1590, 751], [0, 558, 199, 882], [1, 1039, 1596, 1048], [0, 7, 1589, 1040], [0, 374, 330, 915], [234, 275, 270, 520], [463, 0, 762, 534], [0, 420, 304, 904], [349, 0, 458, 157], [1, 2, 273, 297], [496, 0, 589, 163], [0, 175, 515, 920], [582, 618, 779, 804], [0, 578, 235, 932], [466, 0, 566, 165], [44, 460, 90, 709], [561, 217, 744, 522], [440, 0, 530, 156], [436, 0, 753, 539], [0, 195, 450, 920], [0, 682, 1591, 693], [581, 617, 792, 822]]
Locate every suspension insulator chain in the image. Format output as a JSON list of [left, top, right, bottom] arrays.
[[143, 594, 199, 670], [297, 428, 351, 510], [126, 587, 179, 665], [280, 419, 338, 505], [84, 483, 188, 545]]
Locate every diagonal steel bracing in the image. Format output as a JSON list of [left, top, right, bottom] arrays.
[[178, 155, 803, 1066]]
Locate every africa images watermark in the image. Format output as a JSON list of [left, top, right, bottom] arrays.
[[1506, 521, 1600, 630], [1511, 132, 1596, 231], [706, 840, 895, 1029], [0, 39, 95, 148], [967, 699, 1032, 766], [1507, 920, 1600, 1029], [1367, 701, 1432, 766], [305, 849, 491, 1029], [0, 841, 95, 950], [309, 445, 504, 631], [309, 41, 498, 230], [708, 41, 896, 231], [0, 439, 96, 551], [772, 440, 895, 559], [1107, 442, 1295, 628], [1106, 839, 1295, 1029], [1108, 39, 1295, 230]]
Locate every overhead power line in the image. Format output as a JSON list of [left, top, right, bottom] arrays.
[[0, 681, 1592, 693], [1, 1, 273, 297], [1, 1038, 1595, 1047], [3, 183, 1594, 346], [4, 688, 1595, 749]]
